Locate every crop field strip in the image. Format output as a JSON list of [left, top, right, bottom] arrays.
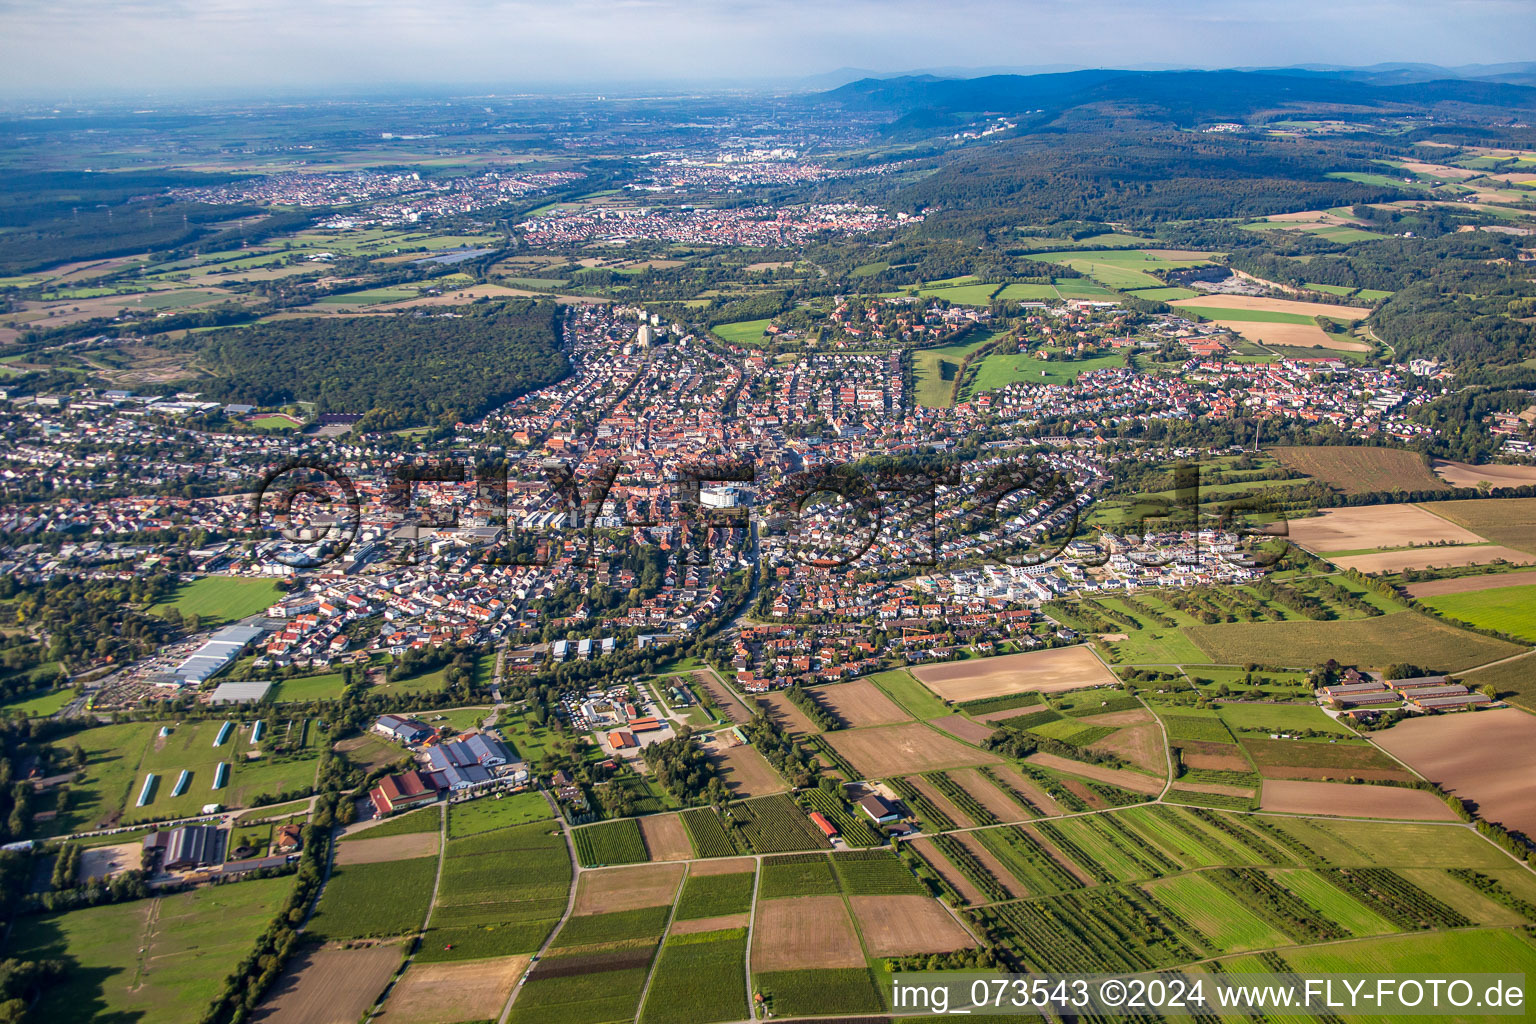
[[417, 821, 572, 962], [572, 817, 649, 866]]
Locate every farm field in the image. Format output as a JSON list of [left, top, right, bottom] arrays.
[[1419, 581, 1536, 639], [573, 817, 649, 866], [1258, 780, 1460, 820], [849, 894, 975, 955], [1279, 928, 1536, 974], [638, 812, 693, 861], [911, 646, 1117, 701], [1286, 504, 1482, 552], [1333, 544, 1535, 573], [1433, 459, 1536, 489], [308, 855, 438, 940], [9, 876, 294, 1024], [420, 822, 572, 961], [573, 862, 684, 914], [1167, 294, 1376, 317], [375, 955, 529, 1024], [1183, 609, 1523, 673], [1025, 752, 1164, 795], [822, 721, 1001, 776], [334, 831, 440, 865], [807, 678, 910, 726], [705, 738, 788, 797], [1215, 702, 1359, 736], [750, 894, 865, 970], [1371, 709, 1536, 839], [447, 791, 552, 838], [640, 928, 748, 1024], [1406, 568, 1536, 598], [253, 945, 402, 1024], [1417, 497, 1536, 555], [1270, 446, 1449, 495]]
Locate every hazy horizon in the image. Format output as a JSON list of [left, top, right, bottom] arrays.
[[1, 0, 1533, 100]]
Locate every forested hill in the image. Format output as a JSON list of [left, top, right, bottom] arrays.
[[186, 299, 568, 430], [820, 69, 1536, 125]]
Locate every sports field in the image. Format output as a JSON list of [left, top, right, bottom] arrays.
[[148, 576, 285, 624]]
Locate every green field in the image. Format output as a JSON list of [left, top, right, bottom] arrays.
[[447, 791, 552, 838], [148, 577, 285, 625], [1146, 873, 1290, 952], [994, 282, 1060, 301], [249, 414, 299, 430], [50, 719, 320, 832], [865, 669, 951, 719], [965, 350, 1124, 394], [7, 876, 294, 1024], [911, 333, 999, 407], [419, 822, 571, 961], [0, 686, 74, 716], [573, 817, 649, 866], [1177, 306, 1317, 325], [710, 318, 773, 346], [917, 281, 1000, 305], [309, 855, 438, 940], [268, 673, 347, 702], [1420, 582, 1536, 641], [1185, 609, 1524, 672], [641, 929, 749, 1024], [676, 872, 756, 919], [1279, 928, 1536, 974], [1215, 702, 1358, 736]]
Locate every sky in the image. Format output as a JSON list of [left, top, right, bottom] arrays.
[[1, 0, 1533, 98]]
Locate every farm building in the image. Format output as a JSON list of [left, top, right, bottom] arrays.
[[372, 714, 434, 745], [369, 770, 440, 816], [1411, 691, 1494, 711], [426, 731, 513, 770], [1386, 675, 1449, 691], [859, 794, 899, 823], [144, 824, 226, 870], [431, 761, 493, 791], [608, 730, 637, 749], [1328, 691, 1402, 709], [809, 810, 839, 838]]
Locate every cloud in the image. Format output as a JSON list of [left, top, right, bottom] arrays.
[[1, 0, 1533, 97]]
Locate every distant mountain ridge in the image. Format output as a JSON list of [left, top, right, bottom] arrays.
[[816, 67, 1536, 129]]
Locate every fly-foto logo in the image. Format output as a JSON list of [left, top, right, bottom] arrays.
[[244, 455, 1290, 571]]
